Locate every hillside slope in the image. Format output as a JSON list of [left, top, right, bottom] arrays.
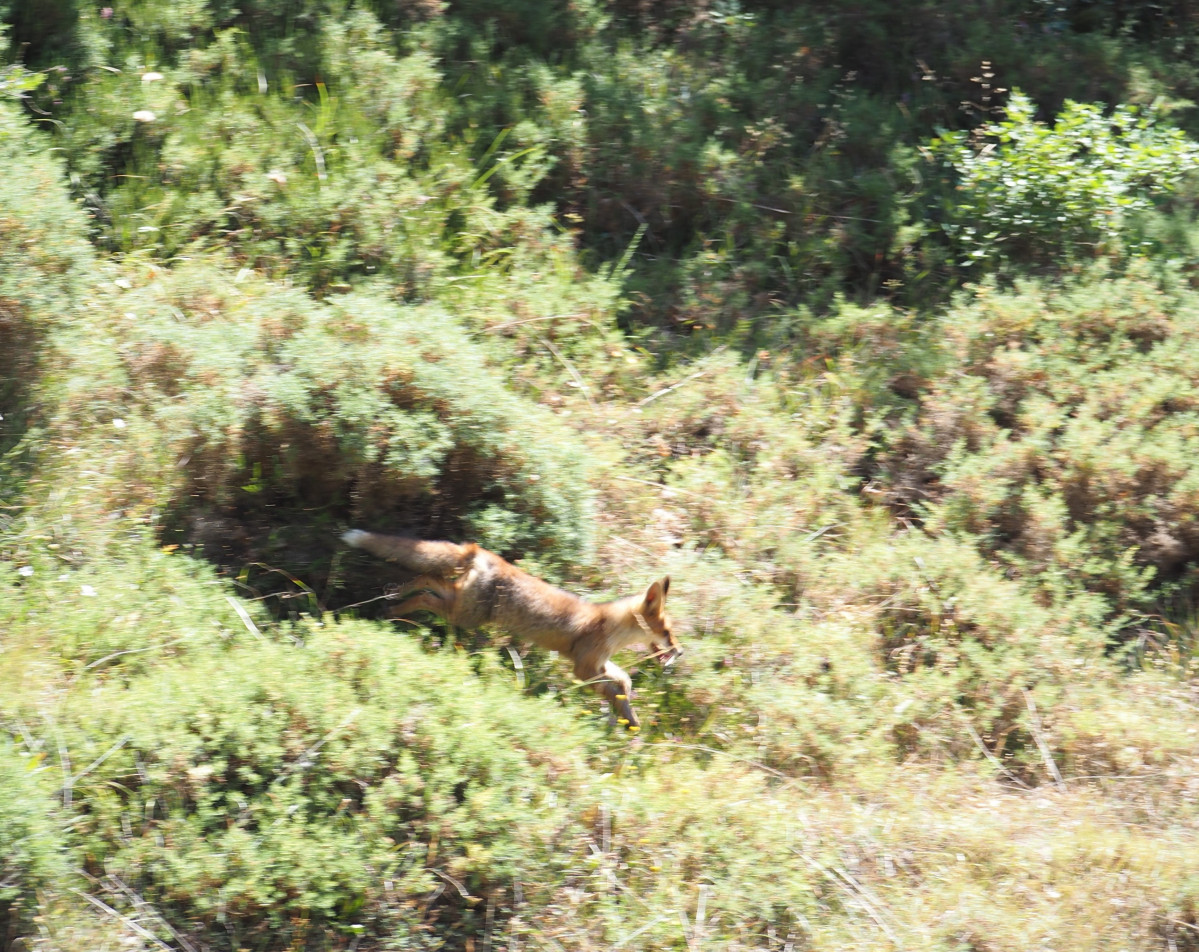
[[4, 2, 1199, 950]]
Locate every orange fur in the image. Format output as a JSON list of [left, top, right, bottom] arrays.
[[341, 529, 681, 729]]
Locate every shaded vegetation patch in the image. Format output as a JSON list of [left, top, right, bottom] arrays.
[[0, 298, 42, 457]]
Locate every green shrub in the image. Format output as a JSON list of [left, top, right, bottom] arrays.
[[27, 617, 618, 948], [36, 261, 595, 576], [31, 6, 617, 309], [0, 96, 94, 332], [0, 736, 68, 929], [881, 267, 1199, 621], [0, 96, 96, 465], [929, 89, 1199, 273]]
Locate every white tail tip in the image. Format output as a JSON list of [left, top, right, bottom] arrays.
[[341, 529, 370, 548]]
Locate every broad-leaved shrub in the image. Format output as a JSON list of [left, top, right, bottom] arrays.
[[930, 90, 1199, 272]]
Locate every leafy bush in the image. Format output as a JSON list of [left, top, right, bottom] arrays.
[[0, 95, 94, 339], [426, 1, 1189, 324], [929, 89, 1199, 272], [103, 267, 597, 565], [48, 620, 603, 947], [27, 0, 1189, 331]]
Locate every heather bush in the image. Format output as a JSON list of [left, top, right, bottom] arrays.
[[45, 620, 602, 946], [98, 267, 594, 565], [0, 95, 97, 483], [881, 267, 1199, 620]]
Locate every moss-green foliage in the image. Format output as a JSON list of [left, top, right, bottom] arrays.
[[29, 0, 1199, 325], [0, 9, 603, 580], [51, 620, 603, 945], [590, 357, 1121, 777], [411, 0, 1199, 323], [6, 1, 1199, 950]]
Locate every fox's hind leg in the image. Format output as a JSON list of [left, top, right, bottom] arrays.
[[385, 575, 459, 623], [389, 574, 454, 600], [387, 591, 448, 621]]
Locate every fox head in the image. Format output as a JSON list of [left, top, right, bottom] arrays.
[[640, 576, 682, 666]]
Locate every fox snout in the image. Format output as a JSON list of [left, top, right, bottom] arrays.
[[652, 630, 683, 667]]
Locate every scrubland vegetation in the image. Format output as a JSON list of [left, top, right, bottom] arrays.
[[5, 1, 1199, 949]]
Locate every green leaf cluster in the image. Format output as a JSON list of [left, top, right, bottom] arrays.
[[931, 89, 1199, 271]]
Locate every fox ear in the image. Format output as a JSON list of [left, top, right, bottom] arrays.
[[644, 576, 670, 611]]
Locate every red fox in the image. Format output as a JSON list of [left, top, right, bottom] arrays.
[[341, 529, 681, 730]]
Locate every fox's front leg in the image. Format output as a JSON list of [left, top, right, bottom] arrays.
[[576, 659, 640, 730], [604, 661, 640, 730]]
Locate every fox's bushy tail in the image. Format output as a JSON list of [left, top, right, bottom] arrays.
[[341, 530, 474, 574]]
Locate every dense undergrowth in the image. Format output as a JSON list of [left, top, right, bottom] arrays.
[[4, 1, 1199, 950]]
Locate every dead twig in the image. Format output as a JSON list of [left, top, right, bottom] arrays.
[[1022, 689, 1065, 789], [793, 851, 901, 947], [69, 889, 174, 952], [649, 740, 801, 781], [85, 636, 192, 670], [637, 346, 728, 407], [539, 337, 595, 408], [107, 875, 199, 952], [963, 720, 1030, 789], [484, 313, 603, 334], [59, 736, 130, 799], [430, 867, 473, 899]]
